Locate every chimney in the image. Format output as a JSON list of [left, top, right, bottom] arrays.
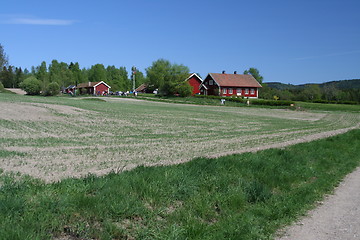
[[234, 71, 237, 74], [88, 82, 91, 87], [222, 70, 225, 74]]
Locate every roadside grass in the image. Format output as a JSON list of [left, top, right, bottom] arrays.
[[1, 129, 359, 239]]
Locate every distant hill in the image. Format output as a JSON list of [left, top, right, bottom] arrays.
[[265, 79, 360, 90]]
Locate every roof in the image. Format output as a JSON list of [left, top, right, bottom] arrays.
[[77, 81, 111, 88], [135, 83, 147, 92], [208, 73, 262, 88], [185, 73, 203, 82]]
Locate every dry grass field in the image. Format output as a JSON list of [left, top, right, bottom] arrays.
[[1, 94, 359, 182]]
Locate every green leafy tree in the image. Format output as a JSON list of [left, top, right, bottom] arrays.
[[49, 60, 74, 88], [0, 44, 9, 69], [302, 84, 321, 101], [146, 59, 172, 92], [244, 67, 263, 84], [146, 59, 190, 96], [36, 61, 49, 92], [89, 64, 107, 83], [134, 70, 146, 89], [176, 81, 192, 97], [69, 62, 81, 86], [20, 76, 42, 95], [106, 66, 130, 91], [322, 84, 339, 101], [43, 82, 60, 96]]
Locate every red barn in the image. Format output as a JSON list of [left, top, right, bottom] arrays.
[[186, 73, 203, 95], [77, 81, 111, 95], [200, 72, 262, 98]]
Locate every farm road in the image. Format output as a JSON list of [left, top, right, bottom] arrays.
[[277, 166, 360, 240], [4, 88, 26, 95]]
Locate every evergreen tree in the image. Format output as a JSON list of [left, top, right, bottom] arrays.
[[15, 67, 25, 88], [0, 66, 15, 88]]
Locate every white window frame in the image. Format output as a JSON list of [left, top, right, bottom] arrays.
[[245, 88, 249, 94], [209, 80, 213, 86], [237, 88, 242, 95], [250, 88, 255, 94], [223, 88, 227, 94], [229, 88, 233, 94]]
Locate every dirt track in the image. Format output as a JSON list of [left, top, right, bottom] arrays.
[[4, 88, 26, 95], [277, 166, 360, 240]]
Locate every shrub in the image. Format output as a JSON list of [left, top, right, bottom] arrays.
[[0, 82, 4, 92], [43, 82, 60, 96], [176, 81, 192, 97], [19, 76, 41, 95]]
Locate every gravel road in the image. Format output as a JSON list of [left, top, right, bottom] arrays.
[[277, 166, 360, 240]]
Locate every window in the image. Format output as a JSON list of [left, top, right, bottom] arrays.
[[250, 88, 255, 94], [209, 80, 213, 85], [237, 88, 242, 95], [229, 88, 233, 94], [223, 88, 227, 94], [245, 88, 249, 94]]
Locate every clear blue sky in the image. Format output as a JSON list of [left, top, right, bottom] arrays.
[[1, 0, 359, 84]]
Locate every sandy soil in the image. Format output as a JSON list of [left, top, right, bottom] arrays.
[[4, 88, 26, 95], [277, 166, 360, 240]]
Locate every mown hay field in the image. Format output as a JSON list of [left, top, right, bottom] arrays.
[[1, 94, 359, 182]]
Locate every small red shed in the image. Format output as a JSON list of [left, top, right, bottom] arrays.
[[200, 72, 262, 98], [186, 73, 203, 95], [77, 81, 111, 95]]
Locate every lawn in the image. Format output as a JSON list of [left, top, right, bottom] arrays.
[[0, 93, 359, 182]]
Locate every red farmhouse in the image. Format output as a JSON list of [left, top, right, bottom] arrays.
[[77, 81, 111, 95], [186, 73, 203, 95], [200, 72, 262, 98]]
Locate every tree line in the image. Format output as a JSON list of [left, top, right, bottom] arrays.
[[0, 60, 147, 94], [260, 83, 360, 103], [1, 43, 359, 102]]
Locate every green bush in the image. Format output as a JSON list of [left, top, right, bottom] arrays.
[[0, 82, 4, 92], [176, 81, 192, 97], [19, 76, 42, 95], [195, 95, 296, 106], [43, 82, 60, 96]]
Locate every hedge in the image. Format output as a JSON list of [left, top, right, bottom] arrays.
[[194, 95, 294, 106]]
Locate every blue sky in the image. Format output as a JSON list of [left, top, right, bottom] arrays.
[[1, 0, 359, 84]]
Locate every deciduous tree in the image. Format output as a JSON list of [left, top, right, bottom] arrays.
[[20, 76, 42, 95], [244, 67, 263, 84], [146, 59, 190, 96]]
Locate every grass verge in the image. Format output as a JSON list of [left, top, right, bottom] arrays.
[[1, 130, 360, 239]]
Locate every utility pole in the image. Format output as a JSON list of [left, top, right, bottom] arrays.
[[131, 66, 136, 92]]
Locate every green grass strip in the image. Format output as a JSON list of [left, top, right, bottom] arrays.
[[1, 130, 360, 239]]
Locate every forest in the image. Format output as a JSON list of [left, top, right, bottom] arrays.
[[0, 43, 359, 103]]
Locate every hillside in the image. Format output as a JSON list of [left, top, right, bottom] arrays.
[[266, 79, 360, 90]]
